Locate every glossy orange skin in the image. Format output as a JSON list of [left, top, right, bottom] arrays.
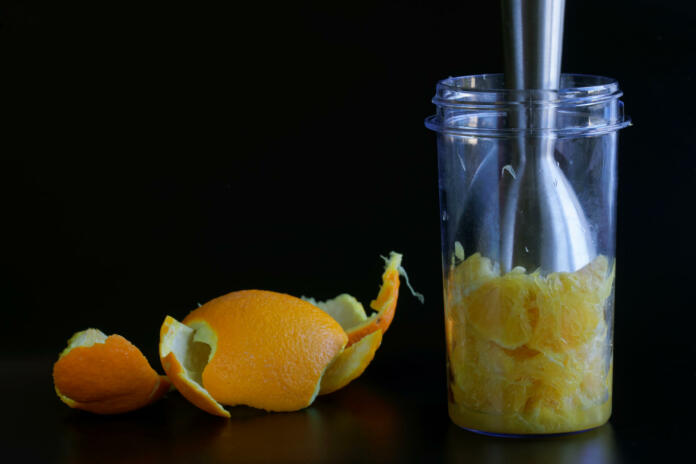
[[184, 290, 348, 412], [53, 335, 170, 414], [346, 267, 400, 347]]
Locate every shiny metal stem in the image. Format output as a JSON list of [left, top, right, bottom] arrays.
[[500, 0, 595, 273], [501, 0, 565, 90]]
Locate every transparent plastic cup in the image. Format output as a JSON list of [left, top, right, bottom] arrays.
[[425, 74, 630, 436]]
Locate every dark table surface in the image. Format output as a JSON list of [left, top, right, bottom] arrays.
[[5, 318, 693, 464]]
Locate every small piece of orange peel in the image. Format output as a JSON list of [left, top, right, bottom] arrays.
[[309, 251, 423, 347], [53, 329, 171, 414]]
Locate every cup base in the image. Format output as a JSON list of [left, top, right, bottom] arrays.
[[454, 424, 602, 438], [448, 399, 611, 436]]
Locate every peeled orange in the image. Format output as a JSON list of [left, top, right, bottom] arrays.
[[446, 253, 614, 434]]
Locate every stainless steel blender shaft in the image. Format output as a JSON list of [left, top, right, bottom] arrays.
[[502, 0, 564, 90], [499, 0, 595, 273]]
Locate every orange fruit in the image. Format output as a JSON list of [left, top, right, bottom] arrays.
[[446, 253, 615, 434], [463, 271, 535, 349], [451, 252, 499, 299], [53, 329, 171, 414], [526, 257, 612, 353]]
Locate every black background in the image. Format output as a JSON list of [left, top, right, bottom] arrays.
[[3, 1, 695, 462]]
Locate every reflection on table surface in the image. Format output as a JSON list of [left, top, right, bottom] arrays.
[[446, 421, 619, 464], [62, 384, 405, 463], [9, 354, 626, 463], [61, 385, 619, 464]]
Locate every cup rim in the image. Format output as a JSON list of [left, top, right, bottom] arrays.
[[433, 74, 622, 106], [426, 73, 631, 137]]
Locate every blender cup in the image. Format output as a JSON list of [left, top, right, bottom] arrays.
[[426, 74, 630, 435]]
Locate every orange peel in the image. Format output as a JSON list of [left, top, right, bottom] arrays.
[[319, 329, 383, 395], [308, 251, 404, 347], [159, 317, 230, 418], [158, 252, 414, 417], [159, 290, 347, 414], [53, 329, 171, 414]]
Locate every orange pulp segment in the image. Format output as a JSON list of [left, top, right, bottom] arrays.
[[446, 254, 615, 434]]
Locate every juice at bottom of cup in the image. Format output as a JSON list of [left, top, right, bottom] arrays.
[[444, 252, 614, 435]]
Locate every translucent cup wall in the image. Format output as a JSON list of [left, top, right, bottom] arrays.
[[426, 74, 629, 435]]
